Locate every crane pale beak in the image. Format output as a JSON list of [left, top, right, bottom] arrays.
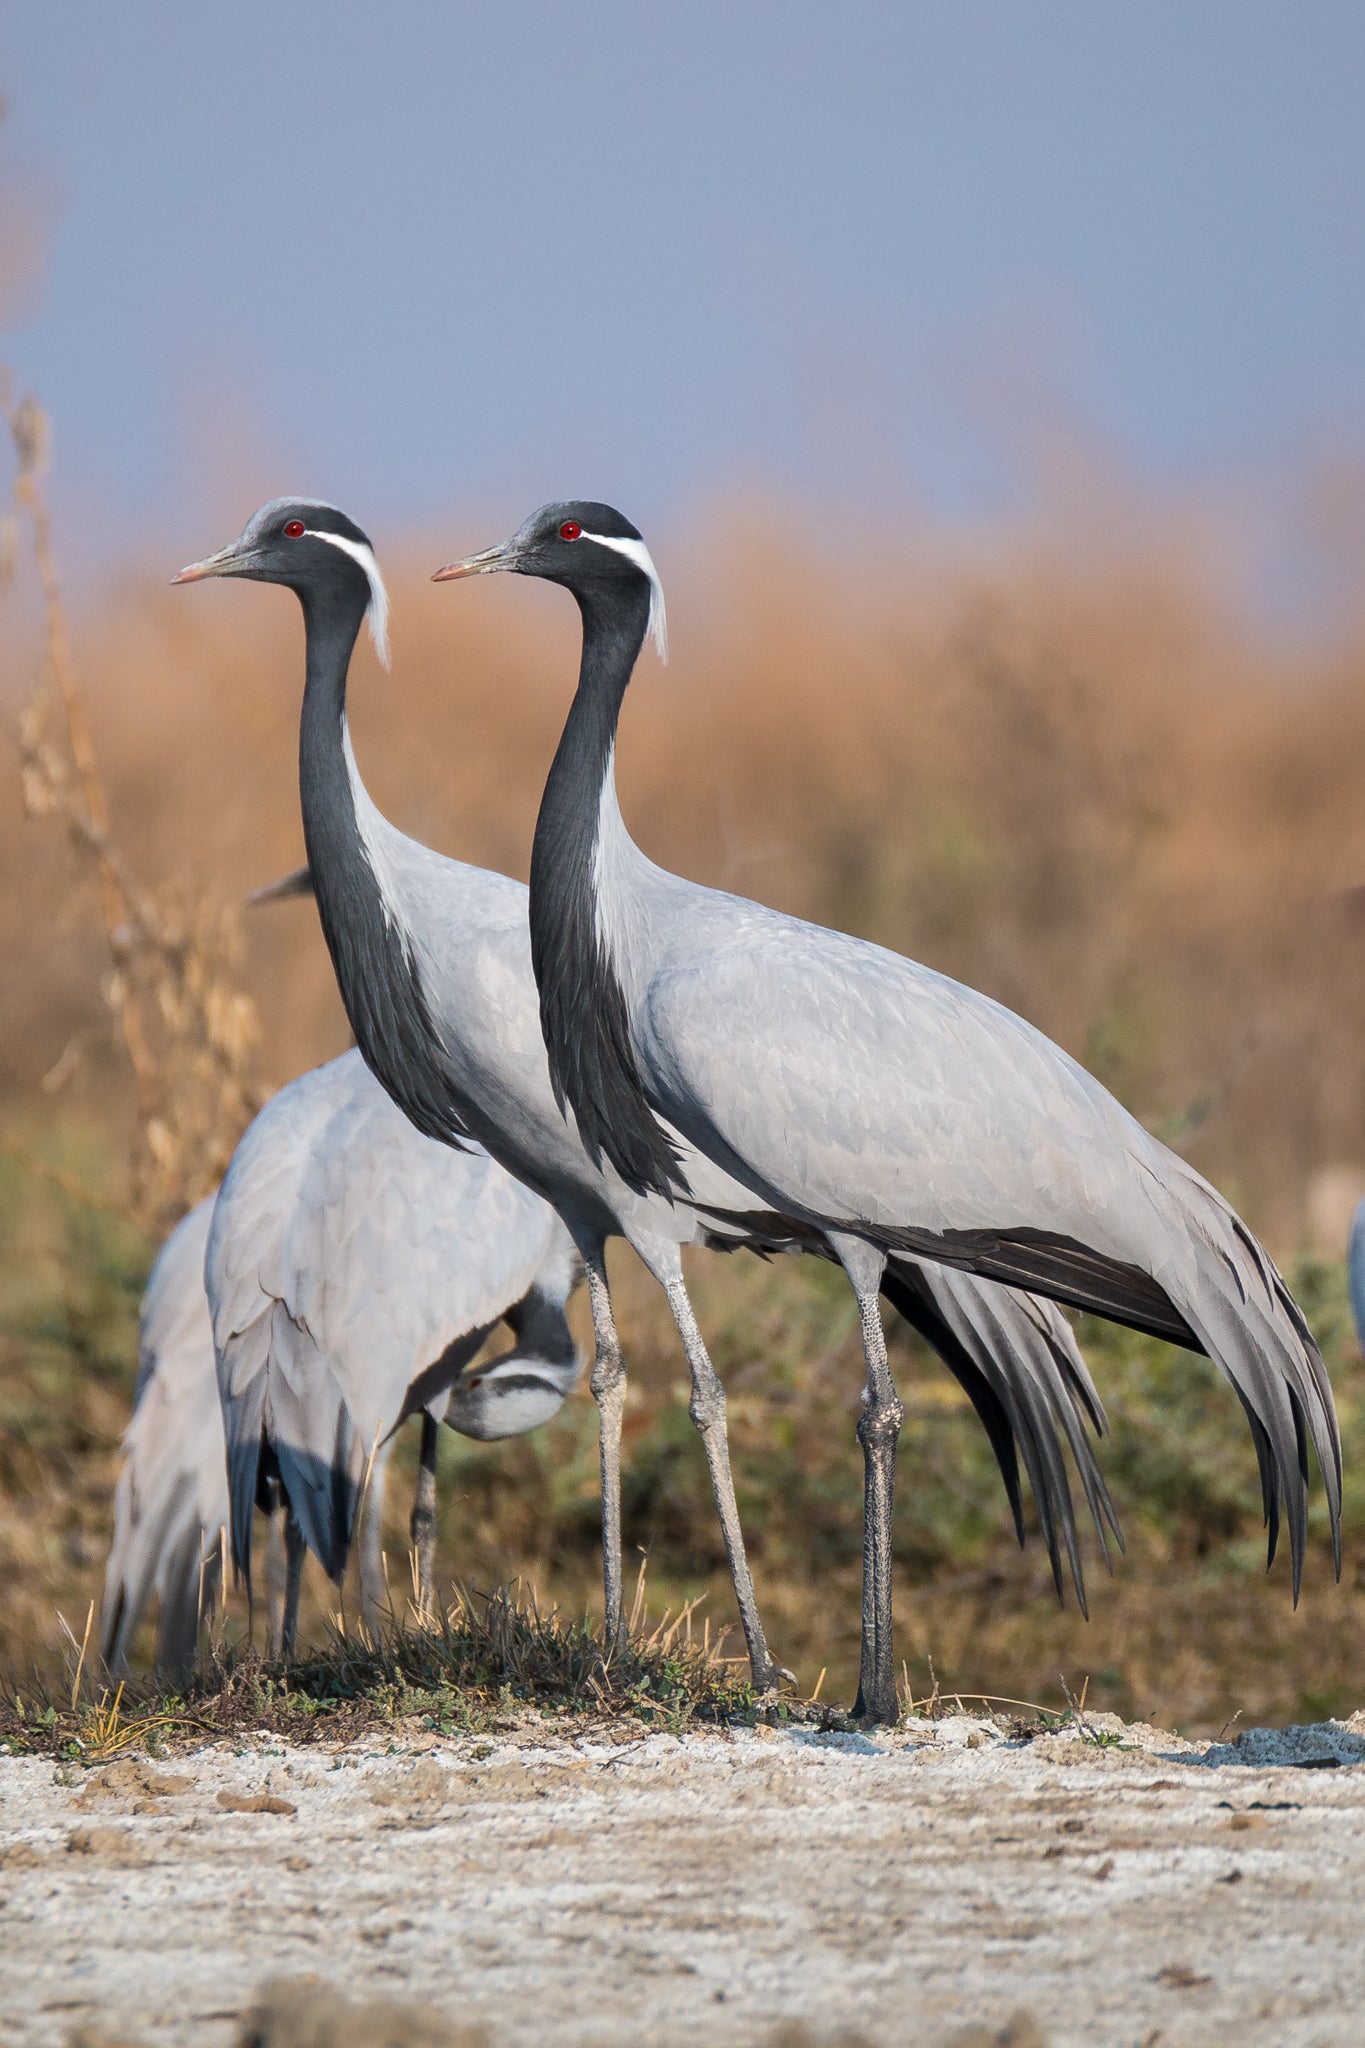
[[171, 540, 258, 584], [430, 540, 521, 582]]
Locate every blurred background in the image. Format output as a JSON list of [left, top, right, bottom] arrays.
[[3, 3, 1365, 1728]]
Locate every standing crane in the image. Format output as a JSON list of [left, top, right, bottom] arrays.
[[434, 499, 1343, 1723], [174, 499, 1121, 1696], [101, 1049, 581, 1674]]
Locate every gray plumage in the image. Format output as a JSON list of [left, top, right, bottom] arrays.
[[447, 499, 1342, 1722], [101, 1051, 581, 1674], [207, 1048, 580, 1591], [176, 499, 1123, 1700], [101, 1196, 226, 1676]]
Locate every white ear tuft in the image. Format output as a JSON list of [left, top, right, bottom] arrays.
[[583, 532, 669, 666], [647, 574, 668, 665], [306, 529, 392, 670]]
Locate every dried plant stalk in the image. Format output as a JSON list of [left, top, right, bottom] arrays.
[[3, 370, 266, 1231]]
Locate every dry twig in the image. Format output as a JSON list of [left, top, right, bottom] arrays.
[[2, 370, 266, 1230]]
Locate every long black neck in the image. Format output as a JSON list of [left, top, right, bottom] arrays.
[[528, 580, 686, 1201], [296, 587, 469, 1149]]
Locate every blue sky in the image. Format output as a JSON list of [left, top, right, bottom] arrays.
[[5, 3, 1365, 594]]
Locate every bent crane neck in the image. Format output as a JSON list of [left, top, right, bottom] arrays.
[[296, 585, 466, 1150], [529, 578, 686, 1200]]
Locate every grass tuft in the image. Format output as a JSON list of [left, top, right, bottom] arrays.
[[0, 1580, 800, 1762]]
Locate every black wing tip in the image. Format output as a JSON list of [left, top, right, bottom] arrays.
[[879, 1262, 1107, 1610]]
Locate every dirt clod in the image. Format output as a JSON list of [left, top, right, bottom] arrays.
[[76, 1761, 194, 1804], [237, 1977, 489, 2048], [944, 2014, 1047, 2048], [66, 1825, 141, 1863], [217, 1792, 298, 1817], [1156, 1963, 1213, 1989]]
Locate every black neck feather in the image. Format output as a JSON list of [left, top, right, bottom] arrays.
[[296, 587, 469, 1150], [529, 582, 687, 1200]]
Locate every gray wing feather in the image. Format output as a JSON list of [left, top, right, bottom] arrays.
[[627, 882, 1341, 1590], [101, 1197, 227, 1674], [207, 1049, 571, 1584]]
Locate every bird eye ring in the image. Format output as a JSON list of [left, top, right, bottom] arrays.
[[559, 521, 582, 541], [283, 520, 305, 538]]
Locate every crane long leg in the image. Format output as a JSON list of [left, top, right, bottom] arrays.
[[264, 1477, 287, 1658], [280, 1508, 306, 1660], [833, 1238, 903, 1725], [358, 1455, 388, 1638], [662, 1272, 786, 1692], [584, 1248, 629, 1655], [411, 1412, 440, 1620]]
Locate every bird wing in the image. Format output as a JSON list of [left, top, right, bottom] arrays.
[[635, 897, 1166, 1258], [631, 888, 1340, 1589], [208, 1048, 565, 1578], [101, 1197, 227, 1673]]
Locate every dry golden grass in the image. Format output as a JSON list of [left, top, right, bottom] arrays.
[[3, 473, 1365, 1241], [2, 385, 265, 1231]]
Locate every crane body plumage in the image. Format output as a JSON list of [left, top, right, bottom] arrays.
[[437, 498, 1342, 1721], [102, 1197, 227, 1676], [207, 1048, 580, 1589], [102, 1051, 582, 1675], [176, 499, 1124, 1697]]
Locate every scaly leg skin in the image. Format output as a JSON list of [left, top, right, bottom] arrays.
[[663, 1271, 789, 1693], [410, 1412, 440, 1620], [834, 1237, 903, 1726], [280, 1509, 306, 1661], [264, 1478, 288, 1659], [358, 1454, 388, 1639], [584, 1248, 629, 1656]]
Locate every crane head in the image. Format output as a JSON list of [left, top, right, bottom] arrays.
[[172, 498, 390, 668], [442, 1351, 582, 1443], [433, 500, 667, 664]]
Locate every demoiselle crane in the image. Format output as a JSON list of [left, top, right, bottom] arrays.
[[101, 1049, 581, 1673], [434, 500, 1344, 1723], [174, 500, 1121, 1697]]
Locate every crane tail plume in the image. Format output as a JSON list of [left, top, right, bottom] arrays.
[[882, 1258, 1122, 1611]]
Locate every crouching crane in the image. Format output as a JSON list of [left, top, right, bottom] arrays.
[[101, 1049, 581, 1674]]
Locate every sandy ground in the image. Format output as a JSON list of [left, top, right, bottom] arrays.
[[2, 1711, 1365, 2048]]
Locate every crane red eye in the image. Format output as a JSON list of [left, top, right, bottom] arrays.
[[283, 520, 305, 538], [559, 521, 582, 541]]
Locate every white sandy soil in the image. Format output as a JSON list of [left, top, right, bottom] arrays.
[[2, 1711, 1364, 2048]]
